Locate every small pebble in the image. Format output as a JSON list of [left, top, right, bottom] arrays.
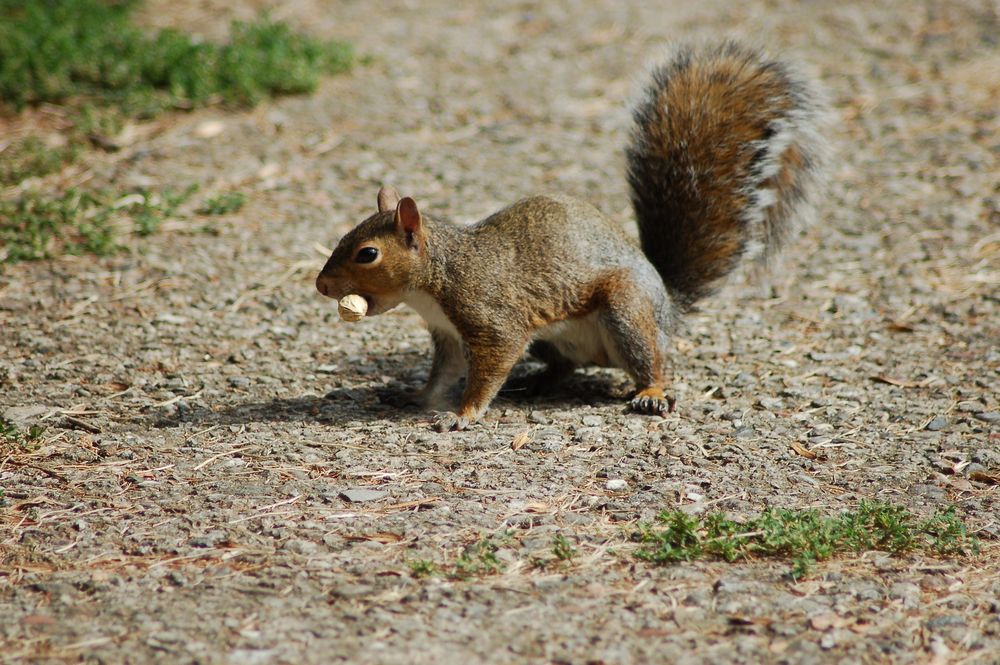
[[340, 488, 388, 503], [605, 479, 628, 491], [925, 416, 948, 431], [528, 411, 550, 424]]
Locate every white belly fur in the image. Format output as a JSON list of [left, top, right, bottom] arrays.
[[404, 291, 461, 337], [404, 292, 619, 368], [535, 312, 619, 368]]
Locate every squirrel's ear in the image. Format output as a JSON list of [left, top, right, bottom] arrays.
[[395, 197, 422, 246], [377, 185, 401, 213]]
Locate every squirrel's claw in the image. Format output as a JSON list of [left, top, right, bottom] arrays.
[[432, 411, 470, 432], [629, 390, 676, 417]]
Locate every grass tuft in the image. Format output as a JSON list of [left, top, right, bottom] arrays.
[[0, 0, 354, 186], [0, 418, 45, 454], [0, 186, 197, 264], [0, 0, 353, 112], [454, 538, 505, 579], [0, 137, 79, 186], [198, 191, 246, 216], [552, 534, 577, 563], [408, 559, 440, 579], [634, 500, 978, 579]]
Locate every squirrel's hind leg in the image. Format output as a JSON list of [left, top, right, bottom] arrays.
[[502, 341, 575, 397], [597, 283, 676, 417]]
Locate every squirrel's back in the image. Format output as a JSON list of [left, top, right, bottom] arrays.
[[626, 41, 829, 308]]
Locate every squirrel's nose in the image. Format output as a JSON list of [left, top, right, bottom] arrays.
[[316, 274, 331, 297]]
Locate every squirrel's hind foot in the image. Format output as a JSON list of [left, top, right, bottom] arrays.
[[629, 387, 676, 417], [432, 411, 471, 432]]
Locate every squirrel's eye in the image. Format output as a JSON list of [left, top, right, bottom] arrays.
[[355, 247, 379, 264]]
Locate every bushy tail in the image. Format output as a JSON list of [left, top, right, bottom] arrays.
[[626, 41, 829, 309]]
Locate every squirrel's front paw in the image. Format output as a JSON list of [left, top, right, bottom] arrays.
[[432, 411, 470, 432], [629, 388, 676, 417]]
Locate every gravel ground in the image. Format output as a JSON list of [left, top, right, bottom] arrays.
[[2, 0, 998, 663]]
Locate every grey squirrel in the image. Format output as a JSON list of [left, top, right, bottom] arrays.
[[316, 41, 829, 431]]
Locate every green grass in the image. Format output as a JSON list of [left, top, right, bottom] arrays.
[[0, 0, 354, 186], [0, 418, 44, 454], [408, 538, 507, 581], [0, 186, 198, 263], [0, 137, 79, 186], [552, 534, 578, 562], [408, 559, 440, 579], [454, 538, 505, 579], [0, 0, 353, 112], [633, 500, 978, 580], [198, 191, 245, 216]]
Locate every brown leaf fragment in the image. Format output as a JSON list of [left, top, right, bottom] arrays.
[[870, 375, 919, 387], [346, 533, 402, 544], [383, 498, 440, 512], [969, 470, 1000, 485], [790, 441, 818, 460], [636, 628, 672, 638], [64, 415, 101, 433], [511, 430, 531, 451]]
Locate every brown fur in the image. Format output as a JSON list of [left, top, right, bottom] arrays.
[[627, 41, 827, 307]]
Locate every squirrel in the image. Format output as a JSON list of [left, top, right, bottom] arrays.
[[316, 41, 829, 431]]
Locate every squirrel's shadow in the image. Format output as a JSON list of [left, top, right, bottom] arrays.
[[152, 361, 625, 430]]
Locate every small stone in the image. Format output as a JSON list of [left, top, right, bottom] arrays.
[[282, 539, 319, 555], [330, 583, 374, 599], [758, 397, 784, 411], [819, 633, 836, 650], [972, 449, 1000, 466], [228, 376, 252, 389], [3, 405, 52, 427], [605, 479, 628, 491], [889, 582, 921, 609], [927, 614, 966, 630], [974, 412, 1000, 424], [339, 488, 388, 503], [194, 119, 225, 139], [316, 364, 339, 374], [528, 411, 550, 424], [925, 416, 948, 431], [189, 530, 228, 548], [573, 427, 606, 445], [581, 415, 604, 427], [540, 439, 564, 453], [910, 483, 946, 500], [505, 514, 545, 529]]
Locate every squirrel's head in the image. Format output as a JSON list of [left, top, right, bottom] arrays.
[[315, 185, 428, 316]]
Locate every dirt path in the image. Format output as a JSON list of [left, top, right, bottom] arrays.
[[2, 1, 998, 663]]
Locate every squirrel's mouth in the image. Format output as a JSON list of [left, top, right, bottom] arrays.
[[360, 293, 383, 316], [361, 293, 403, 317]]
